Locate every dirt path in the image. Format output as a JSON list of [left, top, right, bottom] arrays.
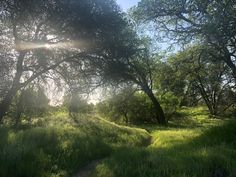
[[73, 132, 152, 177], [73, 159, 104, 177]]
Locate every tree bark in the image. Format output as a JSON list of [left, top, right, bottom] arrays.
[[124, 112, 128, 124], [224, 55, 236, 83], [0, 52, 25, 123], [0, 89, 18, 123], [141, 83, 167, 125], [14, 91, 24, 126], [210, 48, 236, 83]]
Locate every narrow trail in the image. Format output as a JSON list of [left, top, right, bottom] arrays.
[[73, 131, 152, 177], [73, 159, 104, 177]]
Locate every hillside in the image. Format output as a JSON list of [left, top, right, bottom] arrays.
[[0, 113, 150, 177], [0, 108, 235, 177], [91, 107, 236, 177]]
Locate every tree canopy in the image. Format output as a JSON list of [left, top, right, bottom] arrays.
[[134, 0, 236, 81], [0, 0, 137, 121], [0, 0, 235, 125]]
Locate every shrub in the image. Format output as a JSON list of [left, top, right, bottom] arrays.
[[157, 92, 180, 118], [97, 90, 180, 124]]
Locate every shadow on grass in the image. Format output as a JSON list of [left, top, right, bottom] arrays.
[[0, 126, 112, 177], [0, 114, 150, 177], [91, 119, 236, 177]]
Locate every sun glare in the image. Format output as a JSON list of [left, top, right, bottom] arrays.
[[15, 40, 84, 51], [44, 44, 51, 48]]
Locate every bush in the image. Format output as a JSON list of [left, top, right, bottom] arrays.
[[63, 93, 94, 117], [96, 91, 155, 124], [157, 92, 180, 118], [6, 87, 49, 125], [97, 90, 180, 124]]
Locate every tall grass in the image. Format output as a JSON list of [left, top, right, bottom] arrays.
[[0, 113, 150, 177], [91, 107, 236, 177]]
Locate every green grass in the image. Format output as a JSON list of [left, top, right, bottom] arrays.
[[0, 113, 150, 177], [91, 107, 236, 177], [1, 107, 235, 177]]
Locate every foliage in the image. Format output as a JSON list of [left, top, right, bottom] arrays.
[[150, 45, 236, 116], [5, 86, 50, 125], [94, 34, 167, 124], [97, 90, 156, 124], [157, 91, 180, 118], [134, 0, 236, 81], [63, 92, 93, 116], [0, 0, 132, 121], [19, 87, 49, 116], [168, 46, 236, 116], [96, 89, 179, 124], [153, 60, 186, 100]]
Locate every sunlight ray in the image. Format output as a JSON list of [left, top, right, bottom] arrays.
[[15, 40, 84, 51]]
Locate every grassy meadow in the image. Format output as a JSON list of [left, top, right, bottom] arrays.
[[0, 112, 150, 177], [1, 1, 235, 177], [91, 107, 236, 177], [0, 107, 235, 177]]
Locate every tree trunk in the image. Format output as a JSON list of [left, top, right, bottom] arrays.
[[0, 51, 68, 123], [15, 92, 24, 126], [123, 112, 128, 124], [224, 54, 236, 83], [141, 84, 167, 125], [0, 88, 19, 123], [0, 52, 26, 123], [209, 50, 236, 83]]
